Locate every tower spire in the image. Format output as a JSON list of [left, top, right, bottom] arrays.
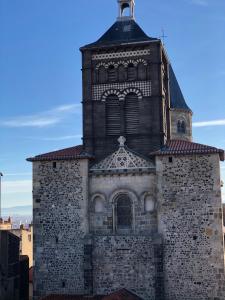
[[117, 0, 135, 21]]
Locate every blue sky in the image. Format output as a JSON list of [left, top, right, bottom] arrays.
[[0, 0, 224, 209]]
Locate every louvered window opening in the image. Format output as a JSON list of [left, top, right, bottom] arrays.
[[127, 64, 136, 81], [116, 195, 132, 229], [106, 95, 121, 136], [125, 93, 140, 135], [118, 65, 126, 82], [108, 66, 117, 82], [98, 66, 107, 83], [137, 63, 146, 80]]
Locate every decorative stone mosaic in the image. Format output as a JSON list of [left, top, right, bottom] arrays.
[[95, 58, 148, 69], [101, 87, 143, 101], [92, 81, 151, 101], [92, 49, 150, 60], [91, 137, 154, 171]]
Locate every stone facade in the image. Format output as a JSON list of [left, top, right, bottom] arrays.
[[157, 154, 225, 300], [32, 159, 89, 298]]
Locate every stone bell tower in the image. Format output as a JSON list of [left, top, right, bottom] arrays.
[[80, 0, 171, 162]]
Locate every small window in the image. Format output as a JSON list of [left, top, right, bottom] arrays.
[[94, 196, 104, 213], [55, 236, 59, 244], [53, 162, 57, 169], [144, 196, 155, 212], [177, 120, 186, 134], [62, 281, 66, 288], [169, 157, 173, 163], [28, 234, 31, 242]]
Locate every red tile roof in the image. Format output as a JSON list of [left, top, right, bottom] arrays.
[[150, 140, 224, 161], [102, 289, 142, 300], [27, 145, 93, 162]]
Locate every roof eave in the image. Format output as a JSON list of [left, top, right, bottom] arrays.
[[27, 154, 94, 162], [150, 150, 225, 161], [80, 39, 160, 51]]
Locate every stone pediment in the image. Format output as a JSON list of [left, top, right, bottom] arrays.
[[90, 136, 154, 173]]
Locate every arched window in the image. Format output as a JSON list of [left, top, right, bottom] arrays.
[[177, 120, 186, 134], [121, 3, 130, 17], [181, 121, 186, 133], [116, 194, 132, 229], [94, 196, 104, 213], [106, 95, 121, 136], [127, 63, 136, 81], [137, 62, 146, 80], [98, 66, 107, 83], [108, 65, 117, 82], [125, 93, 140, 135], [118, 64, 126, 82]]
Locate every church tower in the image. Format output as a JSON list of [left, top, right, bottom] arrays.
[[81, 0, 171, 161], [28, 1, 225, 300]]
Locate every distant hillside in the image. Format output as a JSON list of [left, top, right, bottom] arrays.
[[2, 205, 32, 216]]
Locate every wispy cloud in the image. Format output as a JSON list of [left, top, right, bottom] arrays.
[[193, 119, 225, 127], [2, 180, 32, 194], [0, 104, 81, 128], [3, 172, 32, 177], [25, 134, 82, 141], [190, 0, 208, 6]]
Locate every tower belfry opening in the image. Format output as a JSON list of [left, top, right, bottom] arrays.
[[118, 0, 135, 21]]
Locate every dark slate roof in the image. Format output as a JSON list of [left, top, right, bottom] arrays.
[[169, 65, 192, 112], [27, 145, 93, 162], [81, 20, 158, 49], [150, 140, 224, 161]]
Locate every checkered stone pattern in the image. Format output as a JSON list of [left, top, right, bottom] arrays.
[[92, 49, 150, 60], [92, 81, 151, 101]]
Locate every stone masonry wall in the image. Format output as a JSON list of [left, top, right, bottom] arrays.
[[89, 172, 157, 235], [92, 235, 157, 300], [33, 159, 89, 300], [156, 154, 225, 300]]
